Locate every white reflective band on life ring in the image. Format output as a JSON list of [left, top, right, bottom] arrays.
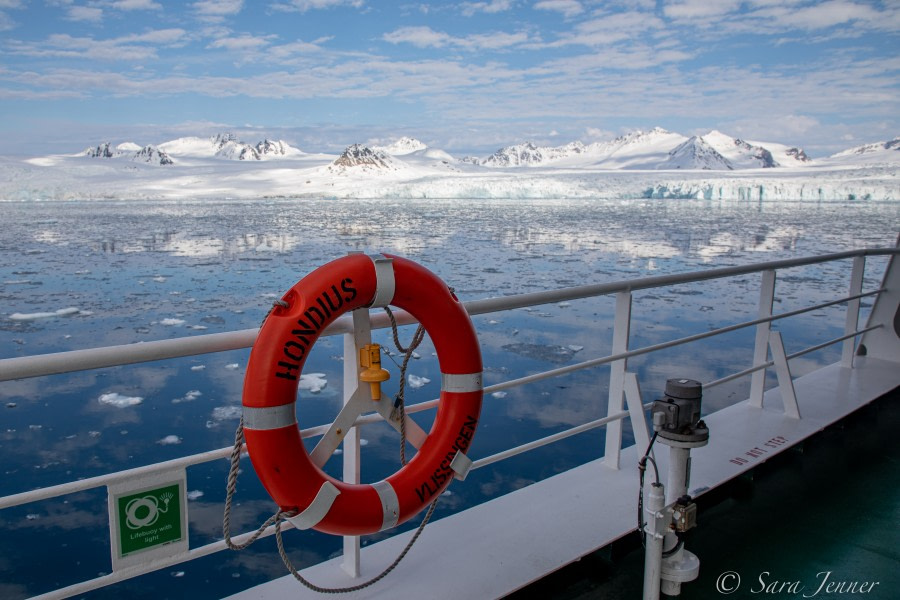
[[441, 372, 483, 394], [285, 481, 341, 530], [368, 254, 395, 308], [243, 404, 297, 431], [371, 480, 400, 531]]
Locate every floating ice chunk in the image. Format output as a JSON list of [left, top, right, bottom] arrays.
[[187, 490, 204, 501], [224, 363, 240, 370], [567, 345, 584, 352], [558, 302, 571, 308], [6, 402, 16, 408], [152, 276, 166, 283], [190, 365, 206, 371], [491, 391, 508, 399], [9, 307, 81, 321], [212, 406, 242, 420], [160, 318, 185, 326], [99, 393, 143, 407], [299, 373, 327, 393], [171, 571, 186, 577], [88, 431, 101, 438], [158, 435, 182, 445], [173, 388, 203, 403], [407, 374, 431, 389], [26, 514, 39, 520], [189, 325, 208, 330], [359, 439, 369, 446]]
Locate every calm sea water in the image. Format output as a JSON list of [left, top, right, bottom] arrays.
[[1, 198, 897, 599]]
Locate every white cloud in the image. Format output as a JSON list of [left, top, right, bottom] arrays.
[[383, 25, 531, 50], [272, 0, 364, 12], [534, 0, 583, 18], [383, 26, 453, 48], [549, 10, 665, 46], [108, 0, 162, 10], [460, 0, 513, 16], [192, 0, 243, 18], [663, 0, 741, 20], [8, 28, 188, 61], [753, 0, 884, 30], [208, 34, 275, 51], [66, 5, 104, 22]]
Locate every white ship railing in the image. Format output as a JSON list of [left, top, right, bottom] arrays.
[[1, 247, 897, 600]]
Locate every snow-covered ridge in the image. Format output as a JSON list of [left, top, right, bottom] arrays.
[[2, 130, 897, 201], [473, 128, 815, 170]]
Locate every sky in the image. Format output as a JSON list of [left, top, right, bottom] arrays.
[[0, 0, 898, 157]]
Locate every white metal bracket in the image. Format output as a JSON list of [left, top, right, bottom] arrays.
[[450, 450, 473, 481], [769, 331, 800, 419]]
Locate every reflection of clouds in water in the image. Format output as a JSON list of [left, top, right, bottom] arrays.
[[4, 499, 106, 532], [502, 382, 605, 428]]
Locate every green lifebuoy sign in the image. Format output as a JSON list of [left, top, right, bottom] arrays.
[[108, 470, 189, 570]]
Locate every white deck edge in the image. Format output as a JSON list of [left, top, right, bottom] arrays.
[[225, 356, 899, 600]]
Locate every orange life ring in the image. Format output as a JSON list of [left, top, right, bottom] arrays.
[[241, 253, 483, 536]]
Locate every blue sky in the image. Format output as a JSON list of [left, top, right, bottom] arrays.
[[0, 0, 897, 157]]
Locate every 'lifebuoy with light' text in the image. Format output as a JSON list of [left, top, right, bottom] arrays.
[[241, 253, 482, 536]]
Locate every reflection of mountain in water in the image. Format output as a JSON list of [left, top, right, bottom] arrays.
[[94, 232, 301, 258], [494, 214, 801, 261]]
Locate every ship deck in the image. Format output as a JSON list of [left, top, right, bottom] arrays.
[[227, 356, 899, 600]]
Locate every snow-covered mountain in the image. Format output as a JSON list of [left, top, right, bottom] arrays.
[[828, 137, 900, 163], [329, 144, 401, 171], [474, 128, 813, 171], [157, 134, 302, 160], [83, 142, 173, 165], [3, 128, 896, 201], [661, 136, 733, 170], [374, 137, 427, 156]]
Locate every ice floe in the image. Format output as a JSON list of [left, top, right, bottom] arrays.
[[157, 435, 182, 445], [98, 392, 143, 407], [8, 307, 81, 321], [407, 374, 431, 389], [211, 405, 242, 420], [298, 373, 327, 393], [160, 318, 185, 326], [172, 390, 202, 404]]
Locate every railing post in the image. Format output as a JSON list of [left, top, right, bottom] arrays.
[[604, 291, 632, 469], [842, 256, 865, 368], [340, 308, 372, 577], [749, 270, 776, 408]]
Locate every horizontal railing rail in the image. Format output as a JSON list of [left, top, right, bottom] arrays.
[[2, 247, 897, 600]]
